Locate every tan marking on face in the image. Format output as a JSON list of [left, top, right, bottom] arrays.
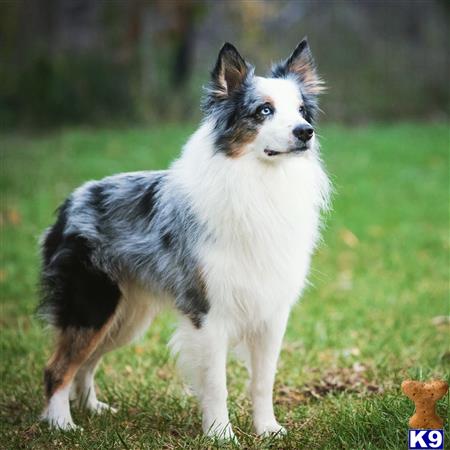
[[227, 126, 259, 158]]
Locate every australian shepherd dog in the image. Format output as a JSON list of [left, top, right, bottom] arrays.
[[38, 40, 330, 440]]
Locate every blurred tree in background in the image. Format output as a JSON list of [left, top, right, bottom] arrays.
[[0, 0, 448, 128]]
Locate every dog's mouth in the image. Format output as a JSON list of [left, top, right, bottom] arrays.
[[264, 146, 308, 157]]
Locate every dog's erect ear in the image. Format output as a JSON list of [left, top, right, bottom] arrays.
[[272, 38, 324, 95], [210, 43, 249, 98]]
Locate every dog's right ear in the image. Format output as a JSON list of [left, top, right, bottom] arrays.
[[272, 39, 324, 96], [210, 43, 249, 99]]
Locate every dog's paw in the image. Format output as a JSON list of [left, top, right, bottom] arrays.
[[87, 400, 118, 414], [255, 421, 286, 438], [41, 412, 82, 432], [206, 423, 238, 443]]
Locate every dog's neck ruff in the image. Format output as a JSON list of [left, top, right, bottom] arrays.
[[170, 120, 330, 235], [169, 121, 331, 329]]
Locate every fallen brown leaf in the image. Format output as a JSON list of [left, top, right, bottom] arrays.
[[22, 424, 40, 442], [7, 208, 21, 225], [156, 366, 172, 380], [431, 316, 450, 327], [276, 363, 383, 406], [134, 345, 144, 354], [275, 385, 308, 406], [339, 228, 359, 248]]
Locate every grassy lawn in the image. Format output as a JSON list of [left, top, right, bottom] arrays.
[[1, 122, 448, 449]]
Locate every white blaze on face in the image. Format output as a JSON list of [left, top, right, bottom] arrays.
[[250, 76, 313, 159]]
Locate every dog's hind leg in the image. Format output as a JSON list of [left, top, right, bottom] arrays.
[[42, 321, 113, 430], [71, 285, 160, 414], [39, 231, 123, 428], [70, 350, 117, 414]]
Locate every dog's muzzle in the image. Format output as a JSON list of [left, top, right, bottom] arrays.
[[264, 145, 309, 157]]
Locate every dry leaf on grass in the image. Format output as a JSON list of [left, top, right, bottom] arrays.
[[276, 385, 309, 406], [156, 366, 172, 380], [276, 363, 382, 406], [22, 424, 40, 442], [339, 228, 359, 247], [134, 345, 144, 354], [431, 316, 450, 327], [127, 406, 142, 416], [6, 208, 21, 225]]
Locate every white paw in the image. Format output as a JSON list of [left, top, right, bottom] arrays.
[[87, 400, 117, 414], [206, 423, 237, 442], [41, 412, 81, 431], [255, 422, 287, 437]]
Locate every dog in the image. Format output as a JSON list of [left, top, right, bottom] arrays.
[[38, 39, 330, 440]]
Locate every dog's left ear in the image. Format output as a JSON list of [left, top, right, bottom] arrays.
[[210, 43, 250, 99], [272, 39, 324, 95]]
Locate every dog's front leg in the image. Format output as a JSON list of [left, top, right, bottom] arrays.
[[199, 335, 233, 441], [249, 308, 290, 436], [173, 320, 234, 440]]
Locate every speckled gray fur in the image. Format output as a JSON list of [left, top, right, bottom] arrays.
[[48, 170, 210, 328]]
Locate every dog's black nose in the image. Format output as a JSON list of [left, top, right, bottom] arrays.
[[293, 124, 314, 142]]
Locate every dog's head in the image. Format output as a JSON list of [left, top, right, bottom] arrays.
[[203, 40, 325, 161]]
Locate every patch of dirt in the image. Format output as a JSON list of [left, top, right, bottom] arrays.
[[276, 363, 383, 406], [432, 316, 450, 328]]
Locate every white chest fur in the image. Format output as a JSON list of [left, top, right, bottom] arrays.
[[171, 124, 330, 333]]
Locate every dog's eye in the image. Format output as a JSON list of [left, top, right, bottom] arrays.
[[299, 106, 305, 116], [258, 104, 274, 117]]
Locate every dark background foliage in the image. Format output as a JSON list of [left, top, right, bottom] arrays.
[[0, 0, 448, 128]]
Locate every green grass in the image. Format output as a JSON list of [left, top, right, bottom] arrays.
[[1, 123, 449, 449]]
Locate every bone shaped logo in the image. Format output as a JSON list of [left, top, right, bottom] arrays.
[[401, 379, 448, 429]]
